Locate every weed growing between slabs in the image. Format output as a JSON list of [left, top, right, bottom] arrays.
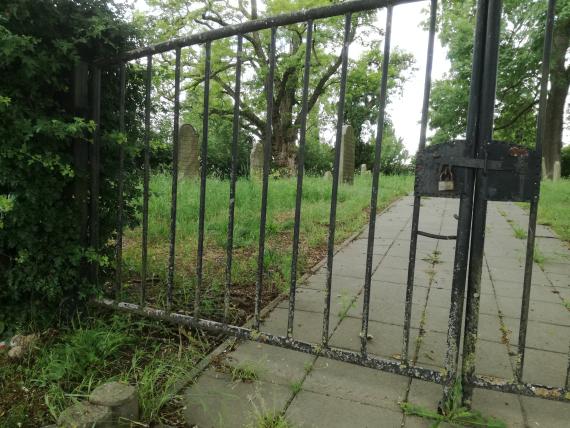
[[400, 378, 506, 428], [120, 174, 413, 321]]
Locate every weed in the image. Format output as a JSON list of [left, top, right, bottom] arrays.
[[512, 225, 527, 240], [563, 300, 570, 311], [337, 291, 356, 320], [533, 247, 546, 267], [303, 361, 312, 374], [247, 411, 292, 428], [290, 380, 302, 394], [401, 378, 506, 427], [422, 250, 441, 265], [231, 362, 260, 382]]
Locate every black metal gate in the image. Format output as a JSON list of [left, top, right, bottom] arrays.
[[87, 0, 568, 405]]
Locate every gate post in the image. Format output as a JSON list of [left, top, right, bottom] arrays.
[[460, 0, 503, 407]]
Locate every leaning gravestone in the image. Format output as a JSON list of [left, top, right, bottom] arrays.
[[250, 142, 264, 179], [338, 125, 355, 184], [178, 124, 200, 179]]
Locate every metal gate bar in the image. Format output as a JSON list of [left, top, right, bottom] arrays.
[[86, 0, 569, 405]]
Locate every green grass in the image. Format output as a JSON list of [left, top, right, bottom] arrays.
[[512, 225, 527, 240], [526, 179, 570, 242], [121, 173, 413, 318], [0, 312, 208, 426]]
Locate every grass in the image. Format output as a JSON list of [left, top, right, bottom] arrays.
[[0, 312, 209, 426], [121, 173, 413, 319], [231, 361, 261, 382], [512, 225, 527, 240], [518, 179, 570, 242], [401, 378, 506, 428]]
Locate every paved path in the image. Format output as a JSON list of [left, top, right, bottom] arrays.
[[183, 196, 570, 427]]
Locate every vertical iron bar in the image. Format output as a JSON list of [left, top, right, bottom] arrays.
[[195, 41, 212, 318], [141, 55, 152, 306], [287, 21, 313, 338], [167, 48, 182, 309], [322, 14, 352, 346], [90, 67, 102, 286], [115, 64, 126, 298], [515, 0, 556, 382], [225, 35, 243, 323], [402, 0, 438, 363], [360, 7, 393, 354], [254, 27, 277, 330], [461, 0, 503, 407]]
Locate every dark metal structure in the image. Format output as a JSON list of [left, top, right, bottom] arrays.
[[87, 0, 568, 405]]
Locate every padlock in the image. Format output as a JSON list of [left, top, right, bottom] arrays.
[[438, 165, 454, 191]]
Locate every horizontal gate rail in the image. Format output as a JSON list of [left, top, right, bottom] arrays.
[[88, 0, 569, 407]]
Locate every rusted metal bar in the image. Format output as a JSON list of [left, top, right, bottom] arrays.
[[95, 0, 423, 65], [141, 56, 152, 306], [167, 48, 182, 309], [115, 64, 126, 298], [225, 36, 243, 323], [361, 6, 393, 355], [461, 0, 503, 407], [515, 0, 556, 382], [195, 42, 212, 318], [288, 21, 313, 338], [323, 14, 351, 347], [254, 27, 277, 330], [417, 230, 456, 240], [90, 67, 102, 286], [402, 0, 438, 364]]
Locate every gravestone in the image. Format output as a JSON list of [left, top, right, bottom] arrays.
[[324, 171, 332, 180], [338, 125, 355, 184], [250, 142, 264, 179], [178, 124, 199, 179], [360, 164, 367, 174]]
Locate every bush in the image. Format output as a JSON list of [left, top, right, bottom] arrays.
[[0, 0, 142, 325]]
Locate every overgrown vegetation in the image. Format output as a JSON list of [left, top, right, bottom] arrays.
[[0, 312, 209, 426], [0, 0, 143, 326], [536, 179, 570, 242]]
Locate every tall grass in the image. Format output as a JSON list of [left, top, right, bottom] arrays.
[[121, 174, 413, 316], [536, 179, 570, 242]]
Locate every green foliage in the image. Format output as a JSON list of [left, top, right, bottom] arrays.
[[0, 0, 142, 323]]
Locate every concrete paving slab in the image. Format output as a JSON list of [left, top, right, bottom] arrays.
[[183, 368, 293, 428], [522, 396, 570, 428], [285, 389, 404, 428]]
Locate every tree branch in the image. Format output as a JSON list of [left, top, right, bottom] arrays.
[[494, 99, 539, 131]]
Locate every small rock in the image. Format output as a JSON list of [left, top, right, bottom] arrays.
[[10, 333, 37, 348], [89, 381, 139, 423], [8, 345, 24, 360], [57, 402, 112, 428]]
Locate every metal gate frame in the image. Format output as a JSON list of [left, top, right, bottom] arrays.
[[87, 0, 568, 405]]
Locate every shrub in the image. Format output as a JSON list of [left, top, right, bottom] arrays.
[[0, 0, 142, 325], [561, 144, 570, 177]]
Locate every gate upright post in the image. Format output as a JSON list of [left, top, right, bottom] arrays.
[[461, 0, 503, 407]]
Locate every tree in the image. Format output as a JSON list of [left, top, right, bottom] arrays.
[[144, 0, 411, 169], [429, 0, 570, 179]]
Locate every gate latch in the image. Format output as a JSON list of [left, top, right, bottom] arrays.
[[438, 165, 454, 191]]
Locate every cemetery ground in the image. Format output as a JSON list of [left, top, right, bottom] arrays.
[[0, 173, 412, 427]]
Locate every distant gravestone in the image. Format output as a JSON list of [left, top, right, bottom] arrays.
[[250, 142, 264, 179], [360, 164, 367, 174], [324, 171, 332, 180], [553, 160, 561, 181], [178, 124, 199, 179], [541, 158, 547, 180], [338, 125, 355, 184]]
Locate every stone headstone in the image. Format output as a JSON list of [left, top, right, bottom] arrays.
[[541, 157, 547, 180], [553, 160, 561, 181], [178, 124, 199, 179], [360, 164, 367, 174], [324, 171, 332, 180], [338, 125, 355, 184], [250, 142, 264, 179]]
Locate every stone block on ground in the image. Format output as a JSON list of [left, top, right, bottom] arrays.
[[178, 124, 199, 179], [57, 402, 112, 428], [89, 381, 139, 423]]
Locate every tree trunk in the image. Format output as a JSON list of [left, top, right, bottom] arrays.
[[543, 15, 570, 180]]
